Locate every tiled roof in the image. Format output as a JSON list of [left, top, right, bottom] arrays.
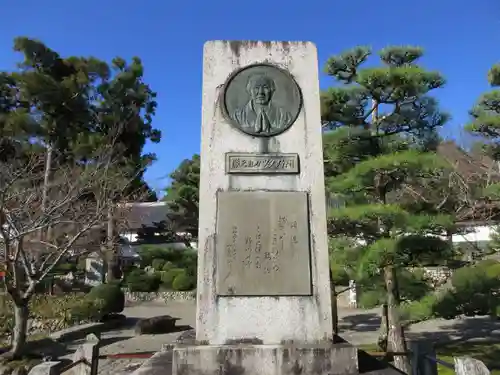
[[119, 202, 170, 230]]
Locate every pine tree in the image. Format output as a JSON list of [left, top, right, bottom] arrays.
[[321, 46, 453, 372], [90, 56, 161, 279], [163, 154, 200, 238], [466, 62, 500, 260], [467, 62, 500, 197], [0, 38, 161, 357]]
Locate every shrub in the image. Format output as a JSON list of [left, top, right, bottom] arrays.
[[432, 292, 461, 319], [172, 271, 196, 291], [397, 269, 431, 303], [122, 264, 139, 278], [162, 261, 174, 272], [151, 258, 166, 271], [161, 268, 185, 289], [357, 269, 431, 309], [400, 294, 439, 323], [359, 290, 384, 309], [69, 297, 106, 323], [177, 251, 198, 273], [330, 263, 350, 286], [87, 283, 125, 315], [137, 246, 184, 267], [125, 269, 161, 292], [433, 260, 500, 319]]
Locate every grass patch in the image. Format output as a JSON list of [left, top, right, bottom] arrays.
[[359, 342, 500, 374], [435, 342, 500, 375]]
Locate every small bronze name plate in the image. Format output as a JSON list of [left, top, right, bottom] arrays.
[[225, 153, 299, 174]]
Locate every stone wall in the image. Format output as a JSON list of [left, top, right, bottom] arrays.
[[408, 266, 453, 287], [124, 290, 196, 305]]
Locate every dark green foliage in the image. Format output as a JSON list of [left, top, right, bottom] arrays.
[[358, 291, 383, 309], [330, 263, 350, 286], [121, 264, 139, 279], [137, 245, 184, 267], [176, 250, 198, 277], [0, 36, 161, 359], [358, 269, 431, 308], [329, 236, 359, 286], [466, 62, 500, 198], [87, 284, 125, 315], [322, 45, 454, 279], [172, 270, 196, 291], [70, 297, 107, 323], [137, 246, 197, 281], [398, 270, 431, 302], [433, 260, 500, 318], [162, 261, 174, 272], [87, 55, 161, 199], [160, 268, 185, 289], [125, 269, 161, 292], [151, 258, 166, 271], [164, 154, 200, 237], [400, 294, 440, 323], [321, 48, 455, 370]]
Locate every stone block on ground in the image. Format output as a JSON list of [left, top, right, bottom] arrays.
[[129, 352, 173, 375], [172, 343, 358, 375], [134, 315, 180, 335]]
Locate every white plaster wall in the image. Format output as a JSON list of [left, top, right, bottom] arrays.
[[198, 41, 332, 345], [452, 225, 495, 243], [120, 232, 197, 249]]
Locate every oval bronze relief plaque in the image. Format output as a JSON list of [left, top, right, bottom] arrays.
[[222, 64, 302, 137]]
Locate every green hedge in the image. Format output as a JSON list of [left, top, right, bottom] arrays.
[[87, 283, 125, 315], [172, 270, 196, 291], [433, 260, 500, 318], [358, 269, 431, 309], [151, 258, 166, 271], [160, 268, 185, 288], [125, 269, 161, 292]]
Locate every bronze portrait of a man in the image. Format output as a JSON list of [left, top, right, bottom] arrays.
[[232, 74, 293, 135]]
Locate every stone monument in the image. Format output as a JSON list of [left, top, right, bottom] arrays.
[[171, 41, 358, 374]]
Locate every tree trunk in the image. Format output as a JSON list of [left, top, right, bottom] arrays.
[[106, 205, 119, 281], [383, 265, 410, 374], [10, 302, 29, 359], [329, 268, 339, 338], [378, 303, 388, 352], [332, 290, 338, 338], [37, 144, 53, 268]]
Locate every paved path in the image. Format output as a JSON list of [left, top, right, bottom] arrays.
[[97, 302, 195, 374], [58, 301, 500, 374]]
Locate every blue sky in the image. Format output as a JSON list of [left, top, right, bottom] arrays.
[[2, 0, 499, 196]]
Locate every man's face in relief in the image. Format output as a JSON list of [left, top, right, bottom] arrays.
[[248, 76, 274, 105]]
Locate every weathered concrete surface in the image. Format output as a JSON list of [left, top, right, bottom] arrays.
[[128, 351, 173, 375], [172, 343, 358, 375], [198, 40, 332, 346]]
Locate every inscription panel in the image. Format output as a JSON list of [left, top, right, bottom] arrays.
[[225, 153, 299, 174], [216, 191, 312, 296]]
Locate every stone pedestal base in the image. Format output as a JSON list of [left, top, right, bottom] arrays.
[[169, 342, 358, 375]]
